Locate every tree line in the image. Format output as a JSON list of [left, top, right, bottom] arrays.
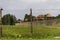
[[24, 14, 60, 22], [2, 13, 60, 25]]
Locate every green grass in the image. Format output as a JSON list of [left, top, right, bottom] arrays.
[[1, 38, 60, 40], [1, 24, 60, 40]]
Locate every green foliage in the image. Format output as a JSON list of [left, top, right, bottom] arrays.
[[44, 14, 47, 20], [56, 14, 60, 19], [2, 14, 17, 25], [2, 24, 60, 39], [24, 14, 35, 22], [24, 14, 30, 22]]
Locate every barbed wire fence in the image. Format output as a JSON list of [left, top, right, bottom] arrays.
[[14, 9, 60, 37], [1, 8, 60, 37], [33, 9, 60, 25]]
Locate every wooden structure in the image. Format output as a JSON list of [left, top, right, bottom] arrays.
[[37, 15, 44, 21], [46, 13, 53, 25], [0, 8, 3, 37], [30, 8, 33, 36]]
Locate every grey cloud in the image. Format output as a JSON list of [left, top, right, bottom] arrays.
[[1, 0, 60, 19]]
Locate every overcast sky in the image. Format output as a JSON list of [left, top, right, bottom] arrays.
[[0, 0, 60, 20]]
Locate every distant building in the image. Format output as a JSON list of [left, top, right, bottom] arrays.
[[17, 19, 22, 23], [15, 19, 22, 25], [46, 13, 54, 20], [34, 14, 44, 21], [34, 13, 54, 21], [46, 13, 52, 17], [37, 15, 44, 20]]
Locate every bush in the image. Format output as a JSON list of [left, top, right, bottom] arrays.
[[2, 14, 17, 25]]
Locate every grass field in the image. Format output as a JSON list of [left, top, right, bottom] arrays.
[[1, 24, 60, 40], [1, 38, 60, 40]]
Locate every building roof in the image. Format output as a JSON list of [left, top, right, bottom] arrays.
[[46, 13, 52, 17], [37, 15, 44, 19]]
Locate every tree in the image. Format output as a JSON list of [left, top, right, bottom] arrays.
[[56, 14, 60, 19], [56, 14, 60, 24], [2, 14, 17, 25], [44, 14, 47, 20], [24, 14, 31, 22], [24, 14, 35, 22]]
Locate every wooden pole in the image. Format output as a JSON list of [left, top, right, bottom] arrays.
[[0, 8, 3, 37], [30, 8, 33, 36]]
